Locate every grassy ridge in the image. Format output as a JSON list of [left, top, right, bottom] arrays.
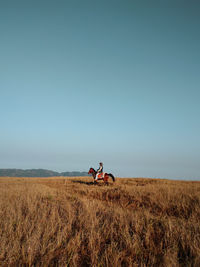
[[0, 177, 199, 266]]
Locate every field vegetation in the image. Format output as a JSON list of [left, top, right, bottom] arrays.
[[0, 176, 199, 266]]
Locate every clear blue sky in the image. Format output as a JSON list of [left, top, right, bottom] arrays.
[[1, 0, 200, 179]]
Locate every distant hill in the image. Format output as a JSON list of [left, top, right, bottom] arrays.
[[0, 169, 88, 177]]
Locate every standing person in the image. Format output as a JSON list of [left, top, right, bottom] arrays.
[[95, 162, 103, 181]]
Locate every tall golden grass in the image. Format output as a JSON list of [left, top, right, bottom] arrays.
[[0, 176, 199, 266]]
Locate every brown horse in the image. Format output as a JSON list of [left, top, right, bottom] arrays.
[[88, 167, 115, 184]]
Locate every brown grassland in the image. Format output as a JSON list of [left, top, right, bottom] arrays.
[[0, 176, 200, 266]]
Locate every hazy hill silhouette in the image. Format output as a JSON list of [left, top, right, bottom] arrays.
[[0, 169, 88, 177]]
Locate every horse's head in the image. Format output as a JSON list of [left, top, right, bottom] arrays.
[[88, 167, 96, 174]]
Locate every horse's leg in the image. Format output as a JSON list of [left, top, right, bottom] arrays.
[[104, 174, 109, 185], [93, 176, 98, 184]]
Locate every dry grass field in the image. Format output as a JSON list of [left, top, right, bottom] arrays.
[[0, 176, 200, 267]]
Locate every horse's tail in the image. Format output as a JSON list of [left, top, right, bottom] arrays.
[[108, 173, 115, 182]]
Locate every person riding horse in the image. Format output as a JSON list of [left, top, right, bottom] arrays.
[[95, 162, 103, 181], [88, 165, 115, 184]]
